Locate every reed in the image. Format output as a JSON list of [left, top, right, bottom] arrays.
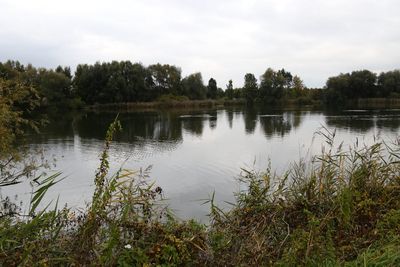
[[1, 125, 400, 266], [208, 127, 400, 266], [86, 98, 246, 112]]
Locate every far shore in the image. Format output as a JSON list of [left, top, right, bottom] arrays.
[[85, 99, 246, 111], [84, 97, 400, 112]]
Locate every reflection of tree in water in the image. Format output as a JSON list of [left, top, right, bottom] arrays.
[[259, 112, 303, 138], [291, 111, 303, 129], [226, 109, 234, 129], [226, 107, 242, 129], [182, 114, 204, 136], [243, 107, 258, 134], [149, 113, 183, 141], [208, 110, 218, 130], [375, 115, 400, 132], [26, 111, 78, 144], [71, 111, 184, 155], [324, 115, 374, 132], [76, 112, 183, 142]]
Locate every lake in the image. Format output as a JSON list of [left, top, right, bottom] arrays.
[[3, 107, 400, 222]]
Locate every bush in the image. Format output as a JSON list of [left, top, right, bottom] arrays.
[[2, 124, 400, 266]]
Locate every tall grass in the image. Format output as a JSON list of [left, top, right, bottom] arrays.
[[1, 125, 400, 266], [0, 118, 207, 266], [87, 98, 245, 112], [208, 128, 400, 266]]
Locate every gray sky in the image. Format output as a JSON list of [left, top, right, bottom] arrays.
[[1, 0, 399, 88]]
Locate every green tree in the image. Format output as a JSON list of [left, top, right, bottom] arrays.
[[259, 68, 276, 102], [276, 68, 293, 90], [74, 63, 108, 104], [216, 87, 225, 99], [207, 78, 218, 99], [148, 64, 182, 97], [226, 80, 234, 99], [181, 73, 206, 100], [243, 73, 258, 103], [348, 70, 377, 98], [292, 75, 305, 97], [326, 70, 377, 100], [0, 78, 41, 186], [38, 69, 72, 104], [55, 66, 72, 79], [377, 70, 400, 97]]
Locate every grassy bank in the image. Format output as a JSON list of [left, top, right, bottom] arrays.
[[355, 98, 400, 109], [84, 95, 323, 112], [86, 98, 246, 112], [79, 95, 400, 113], [1, 125, 400, 266]]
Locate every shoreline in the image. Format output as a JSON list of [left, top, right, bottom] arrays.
[[85, 99, 246, 111]]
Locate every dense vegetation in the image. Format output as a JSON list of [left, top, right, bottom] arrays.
[[2, 114, 400, 265], [2, 77, 400, 265], [2, 59, 399, 109], [0, 76, 45, 187], [324, 69, 400, 106]]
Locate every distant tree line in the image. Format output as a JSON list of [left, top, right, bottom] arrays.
[[0, 60, 75, 108], [324, 70, 400, 106], [1, 60, 399, 108]]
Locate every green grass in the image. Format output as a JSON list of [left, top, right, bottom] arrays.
[[1, 125, 400, 266]]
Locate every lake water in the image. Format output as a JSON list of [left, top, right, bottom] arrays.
[[3, 107, 400, 222]]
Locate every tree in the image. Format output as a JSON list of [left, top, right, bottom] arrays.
[[326, 70, 377, 100], [217, 87, 225, 99], [74, 63, 108, 104], [259, 68, 276, 102], [207, 78, 218, 99], [73, 61, 152, 104], [226, 80, 234, 99], [181, 73, 206, 100], [0, 78, 42, 186], [148, 64, 182, 97], [38, 69, 72, 104], [243, 73, 258, 103], [55, 66, 72, 79], [377, 70, 400, 97], [276, 68, 293, 90], [292, 75, 305, 97], [259, 68, 294, 102], [348, 70, 377, 98]]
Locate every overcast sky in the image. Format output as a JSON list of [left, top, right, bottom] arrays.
[[1, 0, 399, 88]]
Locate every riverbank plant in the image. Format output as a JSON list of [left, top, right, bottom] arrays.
[[208, 128, 400, 265], [0, 118, 208, 266], [1, 123, 400, 266]]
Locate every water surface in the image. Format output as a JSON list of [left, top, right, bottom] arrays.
[[3, 107, 400, 221]]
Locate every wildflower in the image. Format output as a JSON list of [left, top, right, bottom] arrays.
[[124, 244, 132, 249]]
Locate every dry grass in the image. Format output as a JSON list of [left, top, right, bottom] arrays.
[[1, 125, 400, 266]]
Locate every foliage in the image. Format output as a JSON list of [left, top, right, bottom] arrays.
[[225, 79, 234, 99], [148, 63, 182, 96], [377, 70, 400, 97], [0, 60, 73, 108], [0, 118, 208, 266], [0, 78, 43, 186], [181, 72, 207, 100], [323, 69, 400, 107], [207, 78, 218, 99], [208, 128, 400, 266], [74, 61, 151, 104], [243, 73, 258, 103], [3, 60, 400, 109], [258, 68, 309, 104], [2, 120, 400, 265]]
